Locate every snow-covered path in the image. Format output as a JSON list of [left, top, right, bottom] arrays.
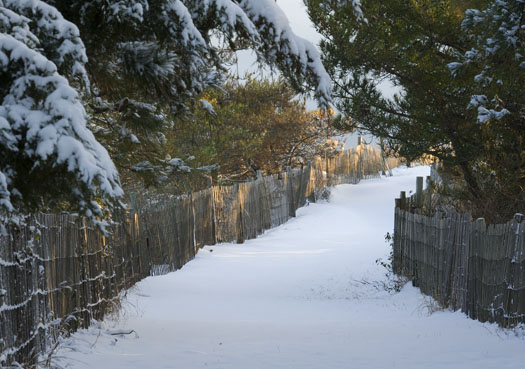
[[58, 166, 525, 369]]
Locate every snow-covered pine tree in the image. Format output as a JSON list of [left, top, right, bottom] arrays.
[[448, 0, 525, 220], [1, 0, 332, 223], [48, 0, 333, 186], [0, 0, 123, 229], [52, 0, 332, 109], [454, 0, 524, 124]]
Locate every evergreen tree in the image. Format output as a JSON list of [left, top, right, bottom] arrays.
[[450, 0, 525, 218], [0, 0, 331, 225], [306, 0, 523, 220], [49, 0, 332, 150], [0, 0, 122, 228]]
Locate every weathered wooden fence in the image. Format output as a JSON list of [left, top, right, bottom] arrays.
[[393, 176, 525, 327], [0, 144, 396, 366]]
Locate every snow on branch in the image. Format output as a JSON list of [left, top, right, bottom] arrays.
[[161, 0, 332, 105], [336, 0, 366, 22], [0, 5, 39, 48], [455, 0, 525, 124], [162, 0, 208, 47], [199, 99, 216, 115], [3, 0, 90, 88], [237, 0, 332, 106], [185, 0, 258, 37], [106, 0, 149, 24], [0, 33, 122, 226]]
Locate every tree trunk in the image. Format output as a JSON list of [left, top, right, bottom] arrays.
[[458, 160, 482, 200]]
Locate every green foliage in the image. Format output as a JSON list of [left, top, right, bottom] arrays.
[[167, 77, 342, 183], [306, 0, 524, 221], [451, 0, 525, 222], [42, 0, 334, 194]]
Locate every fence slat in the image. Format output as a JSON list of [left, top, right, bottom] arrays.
[[394, 197, 525, 327]]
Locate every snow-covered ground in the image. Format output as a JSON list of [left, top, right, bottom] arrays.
[[54, 166, 525, 369]]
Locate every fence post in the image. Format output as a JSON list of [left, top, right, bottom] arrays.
[[297, 164, 309, 208], [426, 176, 432, 214], [400, 191, 407, 210], [236, 183, 245, 244], [286, 166, 296, 218], [357, 143, 364, 180], [211, 187, 218, 245], [505, 213, 525, 326], [415, 176, 423, 209], [306, 162, 316, 204], [380, 138, 393, 177]]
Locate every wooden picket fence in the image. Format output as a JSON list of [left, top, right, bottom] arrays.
[[393, 175, 525, 327], [0, 144, 397, 367]]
